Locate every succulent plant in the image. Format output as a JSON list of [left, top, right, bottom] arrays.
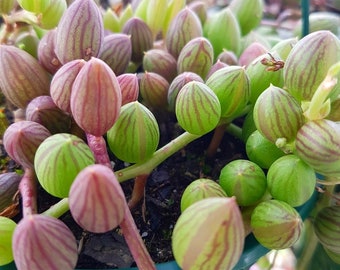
[[206, 59, 229, 80], [246, 130, 285, 169], [122, 17, 153, 64], [54, 0, 104, 64], [69, 164, 126, 233], [37, 29, 62, 74], [253, 84, 305, 151], [12, 214, 78, 270], [34, 133, 95, 198], [0, 45, 51, 108], [206, 65, 250, 121], [26, 95, 72, 134], [107, 101, 160, 163], [0, 0, 16, 14], [3, 121, 51, 169], [38, 0, 67, 30], [187, 0, 207, 25], [270, 37, 297, 61], [246, 52, 284, 104], [217, 50, 238, 65], [203, 7, 241, 57], [240, 31, 271, 54], [295, 119, 340, 177], [229, 0, 264, 36], [98, 33, 132, 75], [14, 31, 39, 58], [17, 0, 51, 13], [284, 30, 340, 102], [251, 200, 303, 250], [118, 4, 134, 30], [172, 197, 245, 270], [177, 37, 214, 80], [327, 98, 340, 121], [70, 163, 156, 269], [314, 205, 340, 254], [219, 159, 267, 206], [161, 0, 186, 35], [266, 155, 316, 207], [206, 66, 250, 119], [139, 71, 169, 109], [145, 0, 167, 38], [70, 57, 122, 136], [175, 81, 221, 135], [50, 59, 86, 114], [238, 42, 268, 67], [117, 73, 139, 105], [324, 247, 340, 265], [180, 178, 227, 212], [165, 7, 203, 59], [0, 1, 331, 269], [0, 216, 17, 266], [143, 48, 178, 83], [167, 72, 204, 112], [0, 173, 22, 213], [102, 7, 120, 33]]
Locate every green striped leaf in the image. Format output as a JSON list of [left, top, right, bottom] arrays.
[[34, 133, 95, 198], [107, 101, 160, 164], [175, 81, 221, 135]]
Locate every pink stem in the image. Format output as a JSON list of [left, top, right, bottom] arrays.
[[86, 133, 112, 169], [127, 174, 149, 209], [120, 206, 156, 270], [19, 168, 37, 217]]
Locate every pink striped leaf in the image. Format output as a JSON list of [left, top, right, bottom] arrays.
[[12, 215, 78, 270], [69, 164, 126, 233]]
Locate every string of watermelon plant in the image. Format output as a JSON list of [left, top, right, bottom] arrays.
[[3, 0, 340, 270]]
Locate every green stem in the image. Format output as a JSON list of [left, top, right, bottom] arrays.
[[226, 122, 243, 141], [115, 131, 201, 182], [41, 198, 69, 218]]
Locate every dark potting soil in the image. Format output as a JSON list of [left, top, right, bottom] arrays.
[[7, 118, 247, 269]]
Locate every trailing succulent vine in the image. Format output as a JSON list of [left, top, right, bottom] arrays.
[[1, 0, 340, 270]]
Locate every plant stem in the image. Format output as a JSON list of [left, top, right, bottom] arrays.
[[3, 10, 38, 25], [127, 174, 149, 209], [86, 134, 112, 169], [120, 206, 156, 270], [116, 131, 201, 182], [226, 122, 243, 141], [19, 168, 37, 217], [206, 123, 227, 158], [41, 198, 69, 218]]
